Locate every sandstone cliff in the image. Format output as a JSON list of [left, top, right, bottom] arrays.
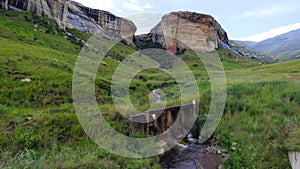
[[67, 1, 136, 46], [149, 11, 229, 54], [0, 0, 68, 28], [0, 0, 137, 45]]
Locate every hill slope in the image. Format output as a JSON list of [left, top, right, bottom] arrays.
[[254, 29, 300, 61], [233, 29, 300, 61]]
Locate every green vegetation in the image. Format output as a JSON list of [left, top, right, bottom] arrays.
[[0, 9, 299, 168], [0, 10, 159, 168], [234, 29, 300, 61], [216, 80, 300, 168]]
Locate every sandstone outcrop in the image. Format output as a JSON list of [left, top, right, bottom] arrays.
[[0, 0, 68, 28], [149, 11, 229, 54], [67, 1, 136, 46], [1, 0, 137, 46]]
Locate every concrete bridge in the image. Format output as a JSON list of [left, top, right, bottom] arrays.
[[128, 101, 199, 138]]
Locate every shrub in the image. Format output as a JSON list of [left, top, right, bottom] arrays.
[[15, 126, 42, 150], [0, 105, 8, 117]]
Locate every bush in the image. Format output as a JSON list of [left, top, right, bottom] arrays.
[[0, 105, 8, 117], [22, 54, 30, 59], [15, 127, 42, 150]]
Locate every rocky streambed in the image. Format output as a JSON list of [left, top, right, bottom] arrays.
[[160, 134, 228, 169]]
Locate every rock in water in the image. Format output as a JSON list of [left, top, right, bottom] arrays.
[[149, 11, 229, 54], [195, 153, 224, 169]]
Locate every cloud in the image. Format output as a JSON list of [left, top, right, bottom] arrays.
[[124, 2, 143, 11], [231, 23, 300, 42], [126, 13, 164, 34], [114, 8, 123, 14], [74, 0, 115, 11], [144, 3, 154, 9], [230, 1, 300, 21], [74, 0, 154, 14], [123, 0, 154, 12]]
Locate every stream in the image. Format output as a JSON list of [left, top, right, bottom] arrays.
[[160, 134, 206, 169], [160, 133, 227, 169], [152, 90, 226, 169], [152, 89, 161, 103]]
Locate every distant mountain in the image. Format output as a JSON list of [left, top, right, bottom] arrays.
[[233, 29, 300, 61], [232, 40, 257, 49]]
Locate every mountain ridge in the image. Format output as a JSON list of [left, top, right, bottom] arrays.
[[233, 28, 300, 61]]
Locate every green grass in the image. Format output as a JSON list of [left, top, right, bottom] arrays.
[[216, 81, 299, 168], [0, 9, 299, 169]]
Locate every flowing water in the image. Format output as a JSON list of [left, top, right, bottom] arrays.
[[152, 89, 161, 103], [160, 133, 207, 169], [152, 90, 225, 168]]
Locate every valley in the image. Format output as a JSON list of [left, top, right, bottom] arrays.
[[0, 2, 299, 169]]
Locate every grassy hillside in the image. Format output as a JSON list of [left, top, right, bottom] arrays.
[[217, 59, 300, 168], [0, 9, 299, 169], [234, 29, 300, 61]]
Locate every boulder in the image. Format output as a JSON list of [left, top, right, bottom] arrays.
[[100, 61, 107, 66], [195, 153, 224, 169], [21, 78, 32, 82]]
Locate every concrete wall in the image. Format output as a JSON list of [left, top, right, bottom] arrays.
[[289, 152, 300, 169], [129, 102, 199, 137]]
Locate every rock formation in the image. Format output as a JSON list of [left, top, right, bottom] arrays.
[[67, 1, 136, 46], [0, 0, 137, 46], [0, 0, 68, 28], [149, 11, 229, 54]]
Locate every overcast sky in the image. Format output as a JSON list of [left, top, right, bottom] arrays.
[[73, 0, 300, 42]]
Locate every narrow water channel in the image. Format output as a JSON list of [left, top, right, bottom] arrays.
[[160, 134, 206, 169], [152, 89, 161, 103], [151, 90, 226, 169]]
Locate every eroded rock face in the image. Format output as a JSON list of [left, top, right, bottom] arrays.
[[150, 11, 229, 54], [67, 1, 137, 46], [66, 1, 108, 36], [0, 0, 68, 28], [1, 0, 137, 46]]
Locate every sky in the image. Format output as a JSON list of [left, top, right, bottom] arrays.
[[73, 0, 300, 42]]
